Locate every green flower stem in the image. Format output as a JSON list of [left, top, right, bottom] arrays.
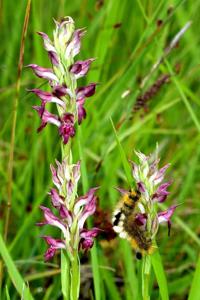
[[61, 140, 72, 300], [70, 250, 80, 300], [142, 255, 151, 300], [61, 250, 70, 300], [61, 128, 80, 300]]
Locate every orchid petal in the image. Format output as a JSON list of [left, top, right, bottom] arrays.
[[48, 188, 64, 207], [76, 83, 97, 99], [59, 113, 75, 144], [33, 106, 61, 132], [29, 89, 65, 107], [26, 64, 58, 82], [40, 206, 68, 237], [65, 28, 86, 58], [158, 205, 177, 224], [70, 58, 95, 79]]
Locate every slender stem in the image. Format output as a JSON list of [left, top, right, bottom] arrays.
[[61, 138, 80, 300], [4, 0, 31, 241], [142, 255, 151, 300], [1, 0, 31, 292], [70, 250, 80, 300], [61, 250, 70, 300]]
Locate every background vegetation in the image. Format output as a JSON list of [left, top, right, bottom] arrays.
[[0, 0, 200, 299]]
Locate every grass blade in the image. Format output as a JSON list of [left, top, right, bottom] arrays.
[[110, 118, 133, 187], [0, 234, 34, 300], [78, 127, 102, 300], [151, 249, 169, 300], [188, 254, 200, 300]]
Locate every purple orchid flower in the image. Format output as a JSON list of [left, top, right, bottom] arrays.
[[113, 149, 177, 256], [58, 113, 76, 144], [38, 159, 99, 261], [29, 89, 65, 108], [42, 236, 65, 261], [33, 105, 60, 132], [33, 106, 75, 144], [153, 181, 171, 202], [27, 64, 58, 82], [28, 17, 97, 144], [80, 228, 100, 251], [70, 59, 95, 79], [158, 205, 177, 236]]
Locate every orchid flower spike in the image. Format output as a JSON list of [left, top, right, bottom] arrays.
[[28, 17, 97, 144], [37, 159, 100, 261], [112, 149, 177, 258]]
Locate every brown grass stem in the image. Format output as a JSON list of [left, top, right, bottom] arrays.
[[4, 0, 31, 241]]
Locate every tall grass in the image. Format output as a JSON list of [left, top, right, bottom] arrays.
[[0, 0, 200, 299]]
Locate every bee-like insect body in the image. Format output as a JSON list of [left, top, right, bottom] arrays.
[[124, 213, 152, 257], [112, 188, 154, 259], [112, 189, 140, 234], [122, 189, 141, 212], [112, 189, 141, 235], [113, 211, 122, 226]]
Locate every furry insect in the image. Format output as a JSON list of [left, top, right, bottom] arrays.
[[112, 188, 153, 259], [112, 189, 141, 229]]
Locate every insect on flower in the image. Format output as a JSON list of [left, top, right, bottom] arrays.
[[112, 187, 153, 259], [112, 150, 177, 259]]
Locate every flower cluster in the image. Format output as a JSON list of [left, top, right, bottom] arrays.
[[130, 151, 176, 237], [28, 17, 97, 144], [114, 150, 177, 255], [37, 159, 99, 261]]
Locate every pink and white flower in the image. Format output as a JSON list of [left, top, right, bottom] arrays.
[[28, 17, 97, 144], [38, 159, 99, 260]]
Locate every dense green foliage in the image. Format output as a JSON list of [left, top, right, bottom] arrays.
[[0, 0, 200, 299]]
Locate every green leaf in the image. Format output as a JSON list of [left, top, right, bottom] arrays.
[[78, 127, 102, 300], [151, 249, 169, 300], [0, 234, 34, 300], [110, 118, 133, 187], [61, 250, 70, 300], [188, 254, 200, 300], [5, 286, 11, 300]]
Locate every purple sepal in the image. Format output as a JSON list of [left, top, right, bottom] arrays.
[[158, 205, 177, 225], [154, 164, 170, 185], [66, 28, 86, 58], [37, 32, 59, 66], [137, 181, 146, 193], [48, 188, 64, 207], [115, 187, 129, 195], [79, 228, 100, 251], [42, 236, 65, 261], [129, 160, 140, 182], [59, 113, 76, 144], [135, 213, 147, 227], [76, 98, 86, 124], [70, 58, 95, 79], [44, 247, 56, 261], [66, 161, 81, 197], [153, 182, 171, 202], [39, 205, 67, 237], [50, 164, 61, 190], [26, 64, 58, 82], [52, 85, 68, 97], [77, 187, 99, 229], [33, 105, 60, 132], [149, 158, 160, 175], [158, 204, 177, 237], [76, 83, 97, 99], [59, 205, 72, 226], [75, 83, 97, 124], [48, 51, 59, 66], [28, 89, 65, 108]]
